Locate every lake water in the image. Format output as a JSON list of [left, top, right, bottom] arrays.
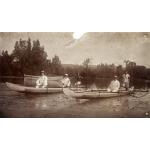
[[0, 77, 150, 117]]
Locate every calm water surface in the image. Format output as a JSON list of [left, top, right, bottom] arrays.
[[0, 78, 150, 117]]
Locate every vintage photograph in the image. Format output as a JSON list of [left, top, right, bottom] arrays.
[[0, 32, 150, 118]]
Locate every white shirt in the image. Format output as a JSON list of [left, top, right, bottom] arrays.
[[123, 73, 130, 83], [36, 75, 48, 87], [108, 79, 120, 92], [61, 77, 71, 87]]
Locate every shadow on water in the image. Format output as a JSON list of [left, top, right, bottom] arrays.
[[76, 98, 110, 105]]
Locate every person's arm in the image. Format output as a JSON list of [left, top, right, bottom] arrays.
[[108, 81, 112, 88], [118, 81, 120, 89], [67, 79, 71, 87], [36, 78, 40, 85], [61, 78, 64, 84], [128, 74, 130, 79], [115, 81, 120, 90]]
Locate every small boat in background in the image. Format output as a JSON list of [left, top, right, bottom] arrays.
[[63, 88, 134, 99], [24, 74, 63, 88], [6, 82, 63, 94]]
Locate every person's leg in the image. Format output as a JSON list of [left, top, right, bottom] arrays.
[[112, 89, 118, 92], [125, 82, 129, 90], [36, 83, 40, 88], [42, 85, 47, 88], [122, 82, 125, 88]]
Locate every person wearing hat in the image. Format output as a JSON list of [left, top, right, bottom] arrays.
[[36, 71, 48, 88], [107, 75, 120, 92], [61, 74, 71, 88], [122, 71, 130, 90]]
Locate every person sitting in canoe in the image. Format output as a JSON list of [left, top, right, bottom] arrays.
[[122, 71, 130, 90], [36, 71, 48, 88], [107, 76, 120, 92], [61, 74, 71, 88]]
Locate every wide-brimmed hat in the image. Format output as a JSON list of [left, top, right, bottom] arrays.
[[114, 75, 118, 78], [41, 70, 45, 73]]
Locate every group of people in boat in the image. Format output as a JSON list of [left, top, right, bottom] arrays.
[[35, 70, 130, 92]]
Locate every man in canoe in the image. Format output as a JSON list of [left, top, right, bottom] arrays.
[[61, 74, 71, 88], [107, 76, 120, 92], [36, 71, 48, 88], [122, 71, 130, 90]]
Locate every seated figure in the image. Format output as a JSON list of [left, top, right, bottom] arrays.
[[36, 71, 48, 88], [61, 74, 71, 88], [107, 76, 120, 92]]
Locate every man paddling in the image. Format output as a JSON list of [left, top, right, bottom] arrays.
[[107, 76, 120, 92], [61, 74, 71, 88], [36, 71, 48, 88]]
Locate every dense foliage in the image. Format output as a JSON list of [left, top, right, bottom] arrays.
[[0, 38, 62, 76]]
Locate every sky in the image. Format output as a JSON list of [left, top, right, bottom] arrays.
[[0, 32, 150, 67]]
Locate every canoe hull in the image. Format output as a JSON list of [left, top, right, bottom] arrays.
[[6, 82, 63, 94], [63, 88, 133, 99], [6, 82, 25, 92], [25, 87, 63, 94]]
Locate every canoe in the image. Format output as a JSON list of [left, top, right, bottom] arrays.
[[24, 74, 63, 87], [6, 82, 63, 94], [6, 82, 26, 92], [63, 88, 134, 99]]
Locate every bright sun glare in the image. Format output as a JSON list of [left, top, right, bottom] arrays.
[[73, 32, 86, 40]]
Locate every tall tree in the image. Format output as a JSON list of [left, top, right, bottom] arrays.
[[11, 39, 29, 75], [31, 40, 47, 74], [0, 50, 12, 75], [51, 55, 62, 75], [82, 58, 91, 88]]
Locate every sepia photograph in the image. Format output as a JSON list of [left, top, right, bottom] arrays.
[[1, 1, 150, 150], [0, 32, 150, 118]]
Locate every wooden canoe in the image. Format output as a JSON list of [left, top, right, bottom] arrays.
[[24, 74, 63, 87], [63, 88, 134, 99], [6, 82, 63, 94]]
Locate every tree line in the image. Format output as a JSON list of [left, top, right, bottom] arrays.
[[0, 38, 63, 76], [0, 38, 150, 81]]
